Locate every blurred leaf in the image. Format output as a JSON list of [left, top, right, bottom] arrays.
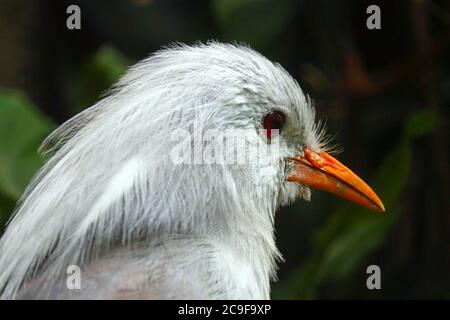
[[211, 0, 295, 50], [274, 109, 437, 299], [0, 90, 54, 200], [403, 109, 438, 139], [72, 46, 130, 111], [0, 191, 15, 222]]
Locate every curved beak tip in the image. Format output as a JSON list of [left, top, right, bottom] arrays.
[[288, 147, 385, 213]]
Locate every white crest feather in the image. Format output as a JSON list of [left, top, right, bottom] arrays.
[[0, 42, 322, 299]]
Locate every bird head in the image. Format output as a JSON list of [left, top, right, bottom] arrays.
[[0, 43, 384, 299], [162, 43, 385, 215]]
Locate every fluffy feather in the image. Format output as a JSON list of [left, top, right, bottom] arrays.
[[0, 42, 324, 299]]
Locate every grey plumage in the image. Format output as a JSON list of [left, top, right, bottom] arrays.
[[0, 42, 327, 299]]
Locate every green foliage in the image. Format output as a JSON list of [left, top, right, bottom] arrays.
[[273, 109, 437, 299], [403, 109, 437, 140], [0, 47, 128, 209], [0, 90, 54, 201], [211, 0, 295, 50], [71, 46, 130, 112], [0, 48, 129, 221]]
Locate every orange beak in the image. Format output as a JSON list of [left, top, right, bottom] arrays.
[[288, 147, 385, 212]]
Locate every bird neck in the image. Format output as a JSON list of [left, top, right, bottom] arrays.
[[154, 166, 281, 298]]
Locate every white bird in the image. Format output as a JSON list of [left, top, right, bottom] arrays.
[[0, 42, 384, 300]]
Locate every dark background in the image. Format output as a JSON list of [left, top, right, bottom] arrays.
[[0, 0, 448, 299]]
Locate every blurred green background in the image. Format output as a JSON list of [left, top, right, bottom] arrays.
[[0, 0, 449, 299]]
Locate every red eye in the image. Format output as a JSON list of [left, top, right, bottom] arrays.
[[263, 111, 286, 139]]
